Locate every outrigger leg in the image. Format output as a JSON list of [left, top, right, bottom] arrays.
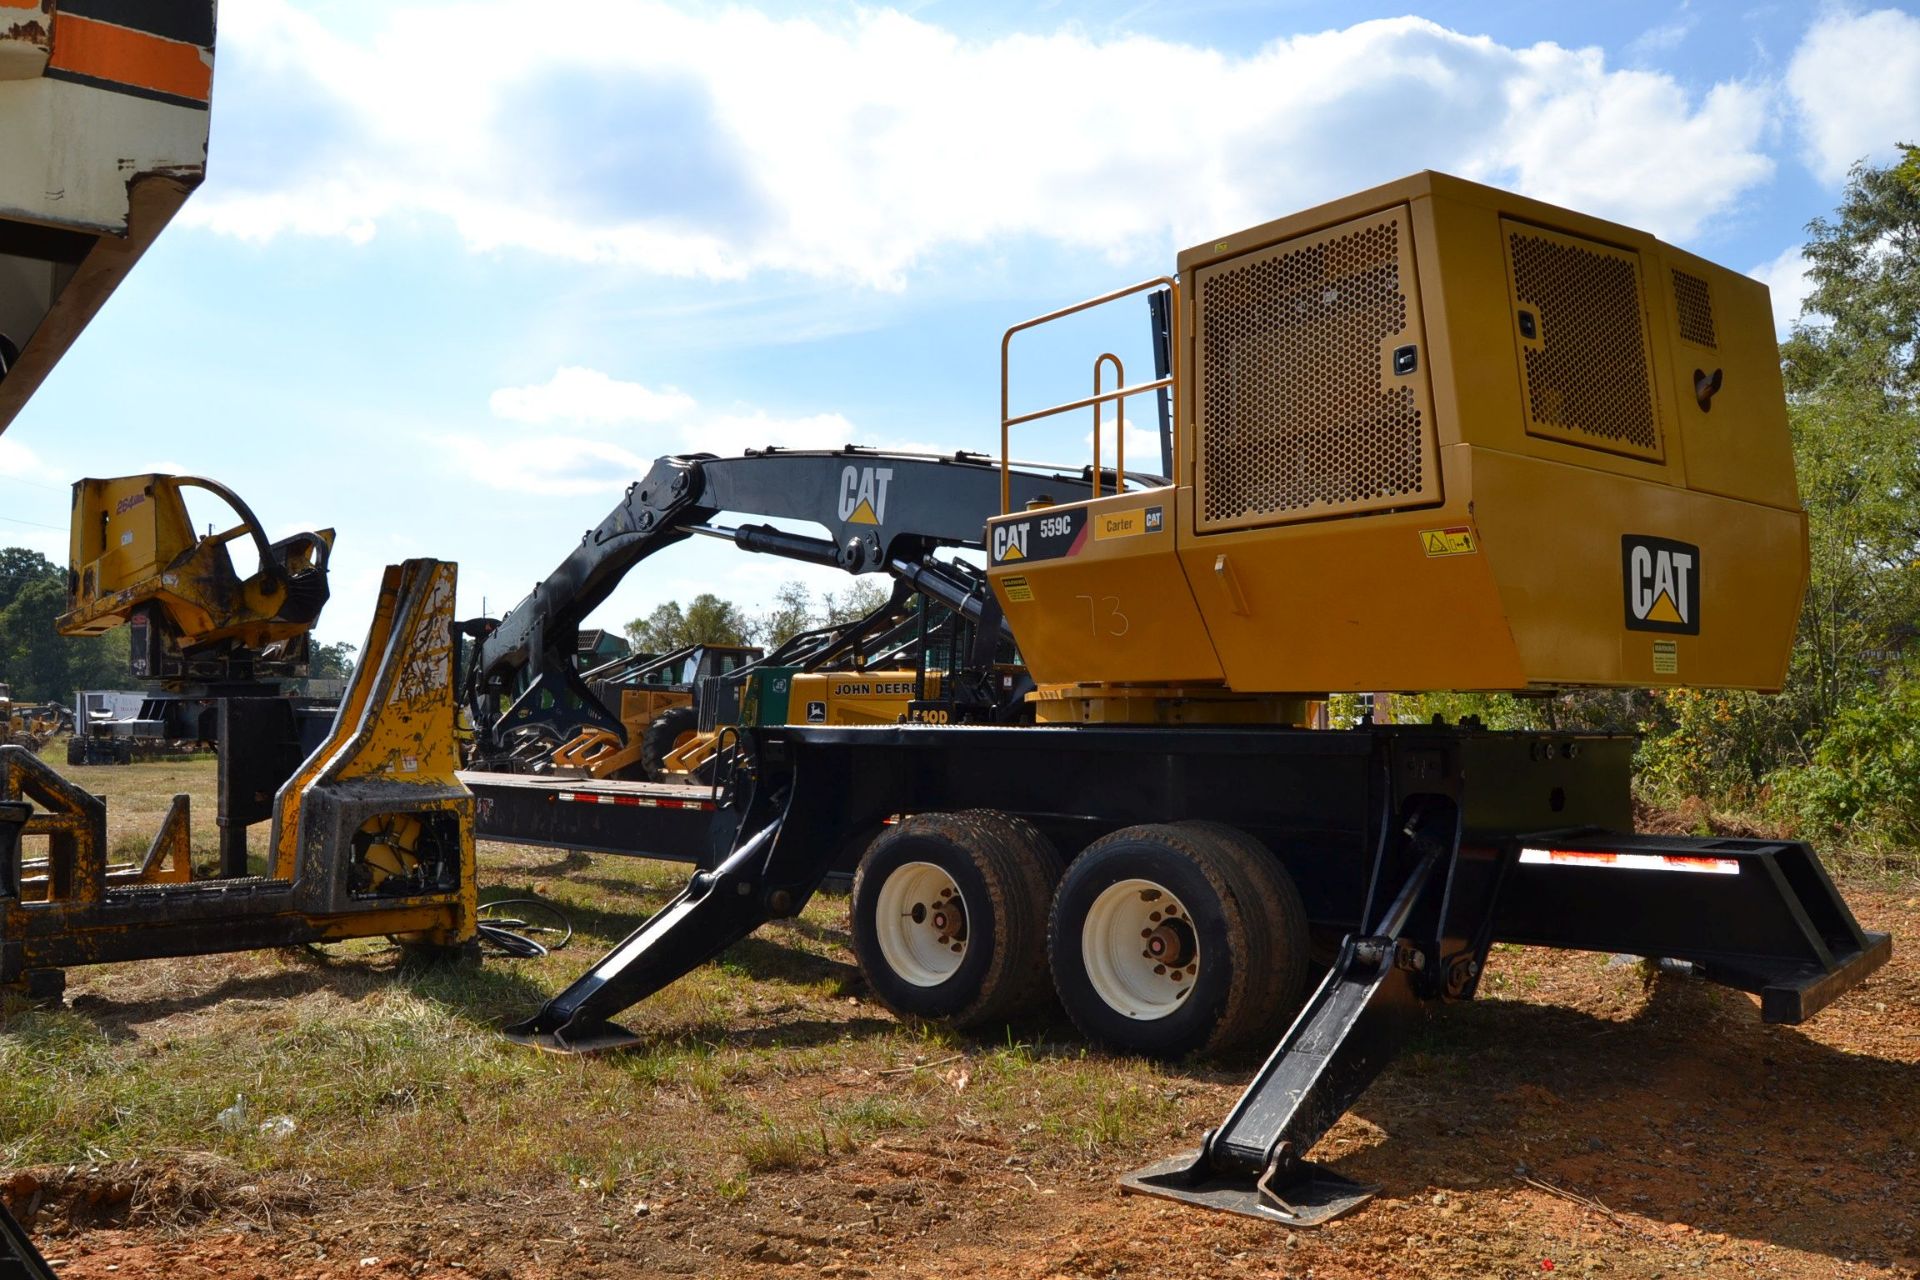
[[1124, 804, 1892, 1227], [1123, 801, 1479, 1225]]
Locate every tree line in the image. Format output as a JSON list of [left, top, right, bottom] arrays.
[[624, 578, 889, 653], [0, 548, 129, 703], [0, 547, 358, 705]]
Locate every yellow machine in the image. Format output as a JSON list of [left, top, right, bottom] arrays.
[[58, 474, 333, 683], [651, 669, 950, 780], [988, 172, 1800, 715], [0, 687, 60, 751], [549, 645, 761, 780], [1, 558, 476, 992]]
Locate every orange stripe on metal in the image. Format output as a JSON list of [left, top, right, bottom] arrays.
[[0, 1, 44, 9], [47, 14, 210, 102]]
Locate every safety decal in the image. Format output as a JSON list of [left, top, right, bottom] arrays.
[[1420, 526, 1477, 557], [1001, 576, 1034, 603], [1652, 639, 1678, 675], [1622, 536, 1700, 635]]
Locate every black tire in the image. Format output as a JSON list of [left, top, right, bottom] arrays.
[[851, 810, 1064, 1030], [1048, 821, 1310, 1060], [639, 705, 700, 781], [67, 738, 84, 766]]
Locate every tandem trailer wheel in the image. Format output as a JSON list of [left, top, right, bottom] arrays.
[[850, 810, 1064, 1031], [1048, 821, 1311, 1060]]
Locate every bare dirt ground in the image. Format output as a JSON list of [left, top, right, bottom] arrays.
[[4, 756, 1915, 1279]]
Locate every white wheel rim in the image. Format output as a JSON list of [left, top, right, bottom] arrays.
[[1082, 878, 1200, 1019], [874, 861, 969, 987]]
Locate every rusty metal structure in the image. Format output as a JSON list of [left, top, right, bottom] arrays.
[[0, 558, 475, 995]]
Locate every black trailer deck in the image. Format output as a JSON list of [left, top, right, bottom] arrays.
[[491, 722, 1889, 1224], [463, 771, 721, 863]]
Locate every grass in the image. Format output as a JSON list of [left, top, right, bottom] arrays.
[[0, 744, 1180, 1218], [17, 739, 1905, 1270]]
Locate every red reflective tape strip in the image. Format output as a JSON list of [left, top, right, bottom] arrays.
[[1519, 848, 1739, 875], [555, 791, 713, 811]]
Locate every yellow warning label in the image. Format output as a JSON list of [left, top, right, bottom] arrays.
[[1093, 510, 1146, 541], [1652, 639, 1678, 675], [846, 498, 879, 526], [1001, 576, 1033, 603], [1420, 526, 1478, 557]]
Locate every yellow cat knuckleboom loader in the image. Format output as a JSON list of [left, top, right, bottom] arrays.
[[506, 173, 1889, 1228]]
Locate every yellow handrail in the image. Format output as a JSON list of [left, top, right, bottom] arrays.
[[1000, 275, 1181, 513], [1092, 353, 1124, 500]]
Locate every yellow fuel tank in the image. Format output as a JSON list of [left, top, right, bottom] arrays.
[[988, 172, 1803, 695]]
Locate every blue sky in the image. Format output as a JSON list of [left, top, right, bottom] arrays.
[[4, 0, 1920, 655]]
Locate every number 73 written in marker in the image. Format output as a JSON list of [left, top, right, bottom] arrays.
[[1076, 594, 1130, 637]]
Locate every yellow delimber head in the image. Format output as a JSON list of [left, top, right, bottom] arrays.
[[58, 473, 333, 682]]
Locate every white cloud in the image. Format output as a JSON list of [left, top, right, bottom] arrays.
[[187, 5, 1780, 286], [490, 367, 696, 427], [456, 370, 860, 493], [1629, 16, 1695, 60], [1749, 243, 1815, 335], [445, 432, 657, 497], [0, 437, 59, 485], [1787, 8, 1920, 184]]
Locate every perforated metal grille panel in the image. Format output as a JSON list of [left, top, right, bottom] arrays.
[[1504, 221, 1662, 461], [1672, 269, 1716, 348], [1194, 205, 1438, 531]]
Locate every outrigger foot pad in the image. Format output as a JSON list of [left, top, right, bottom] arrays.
[[501, 1017, 643, 1055], [1120, 1148, 1379, 1227]]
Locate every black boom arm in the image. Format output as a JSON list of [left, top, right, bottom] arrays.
[[462, 447, 1098, 754]]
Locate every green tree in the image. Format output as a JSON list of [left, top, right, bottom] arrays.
[[624, 592, 753, 652], [756, 580, 818, 648], [0, 546, 131, 702], [1778, 147, 1920, 737], [309, 640, 357, 681], [823, 579, 888, 626], [1782, 142, 1920, 399], [0, 547, 58, 611]]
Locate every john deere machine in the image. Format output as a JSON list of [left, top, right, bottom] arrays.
[[505, 172, 1889, 1227]]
